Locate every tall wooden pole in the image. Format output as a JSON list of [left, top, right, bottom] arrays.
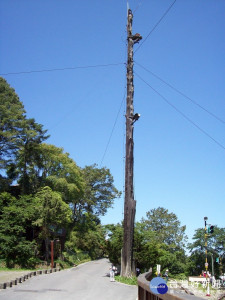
[[51, 240, 54, 269], [121, 8, 142, 277]]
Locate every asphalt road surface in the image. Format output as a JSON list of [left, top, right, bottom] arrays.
[[0, 258, 137, 300]]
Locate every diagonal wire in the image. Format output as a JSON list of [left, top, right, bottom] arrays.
[[135, 71, 225, 151], [133, 1, 142, 14], [134, 0, 177, 54], [135, 61, 225, 125], [100, 90, 126, 167], [0, 63, 124, 76]]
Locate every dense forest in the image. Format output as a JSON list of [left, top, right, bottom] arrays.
[[0, 77, 224, 277]]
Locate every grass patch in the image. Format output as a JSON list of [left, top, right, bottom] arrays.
[[115, 275, 137, 285], [0, 267, 33, 271], [0, 260, 33, 271]]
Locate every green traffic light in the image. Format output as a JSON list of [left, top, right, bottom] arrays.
[[209, 225, 214, 233], [208, 225, 214, 234]]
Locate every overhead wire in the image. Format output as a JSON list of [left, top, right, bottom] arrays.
[[0, 62, 124, 76], [133, 1, 142, 14], [48, 85, 98, 131], [99, 87, 126, 167], [135, 61, 225, 125], [100, 27, 128, 168], [134, 0, 177, 54], [134, 71, 225, 151]]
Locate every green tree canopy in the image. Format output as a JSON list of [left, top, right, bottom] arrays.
[[105, 223, 123, 265], [0, 77, 26, 168], [0, 78, 122, 268], [13, 119, 49, 194], [33, 186, 72, 260], [134, 220, 187, 274], [37, 143, 85, 205], [78, 164, 121, 220], [34, 186, 72, 238], [0, 192, 37, 267], [0, 77, 49, 194], [141, 207, 187, 250], [66, 215, 106, 260], [187, 226, 225, 276]]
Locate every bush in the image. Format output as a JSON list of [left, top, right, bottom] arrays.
[[55, 259, 74, 269], [26, 257, 42, 269], [170, 273, 188, 280], [63, 249, 91, 266]]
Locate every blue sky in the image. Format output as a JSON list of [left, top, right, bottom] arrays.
[[1, 0, 225, 243]]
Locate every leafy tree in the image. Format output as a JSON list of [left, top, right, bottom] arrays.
[[37, 143, 84, 207], [134, 222, 162, 272], [141, 207, 187, 250], [105, 223, 123, 265], [188, 227, 225, 276], [0, 77, 49, 194], [105, 209, 187, 275], [13, 119, 49, 194], [134, 221, 187, 274], [77, 164, 121, 221], [0, 77, 26, 169], [0, 78, 122, 266], [0, 191, 12, 215], [66, 213, 106, 260], [33, 186, 72, 260], [0, 192, 37, 267]]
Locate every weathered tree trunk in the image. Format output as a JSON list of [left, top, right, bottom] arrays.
[[121, 9, 141, 277]]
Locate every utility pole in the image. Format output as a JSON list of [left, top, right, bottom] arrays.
[[204, 217, 208, 273], [211, 253, 214, 277], [121, 8, 142, 277]]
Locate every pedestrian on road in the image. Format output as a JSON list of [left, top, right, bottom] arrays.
[[109, 265, 116, 282], [164, 269, 169, 283]]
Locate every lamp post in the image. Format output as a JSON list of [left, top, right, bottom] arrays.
[[211, 253, 214, 277], [51, 239, 60, 269]]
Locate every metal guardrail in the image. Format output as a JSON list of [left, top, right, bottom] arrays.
[[137, 269, 184, 300]]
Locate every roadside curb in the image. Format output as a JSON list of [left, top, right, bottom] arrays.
[[0, 268, 61, 290]]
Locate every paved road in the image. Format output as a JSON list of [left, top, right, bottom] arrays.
[[0, 258, 137, 300]]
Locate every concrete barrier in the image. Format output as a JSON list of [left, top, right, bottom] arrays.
[[11, 279, 17, 285], [0, 282, 7, 289], [0, 267, 61, 290], [16, 277, 22, 283]]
